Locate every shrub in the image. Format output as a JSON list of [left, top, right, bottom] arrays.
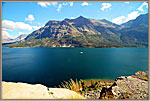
[[142, 77, 148, 81], [59, 78, 82, 92], [137, 71, 142, 73]]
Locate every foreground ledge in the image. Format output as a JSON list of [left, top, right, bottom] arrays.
[[2, 81, 85, 99]]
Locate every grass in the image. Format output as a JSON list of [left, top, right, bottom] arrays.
[[59, 78, 82, 93], [59, 78, 114, 93]]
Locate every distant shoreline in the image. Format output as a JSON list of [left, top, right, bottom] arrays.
[[2, 45, 147, 48]]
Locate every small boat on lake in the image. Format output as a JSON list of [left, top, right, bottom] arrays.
[[80, 51, 83, 54]]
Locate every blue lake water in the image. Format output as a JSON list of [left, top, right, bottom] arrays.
[[2, 47, 148, 87]]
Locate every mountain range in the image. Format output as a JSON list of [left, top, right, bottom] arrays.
[[4, 13, 148, 48], [2, 34, 28, 45]]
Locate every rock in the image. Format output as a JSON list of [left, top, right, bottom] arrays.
[[2, 81, 53, 99], [2, 82, 85, 99], [99, 71, 148, 99], [48, 88, 85, 99], [84, 88, 102, 99], [112, 76, 148, 99], [3, 71, 147, 99], [134, 71, 148, 80]]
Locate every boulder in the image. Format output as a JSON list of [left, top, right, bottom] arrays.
[[2, 82, 53, 99], [134, 71, 148, 80], [2, 82, 85, 99], [48, 88, 85, 99], [112, 76, 148, 99]]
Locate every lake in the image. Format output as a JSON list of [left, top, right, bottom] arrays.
[[2, 47, 148, 87]]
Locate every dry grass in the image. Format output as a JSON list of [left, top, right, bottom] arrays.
[[59, 78, 82, 92]]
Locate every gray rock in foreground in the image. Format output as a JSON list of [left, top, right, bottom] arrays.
[[84, 71, 148, 99], [113, 76, 148, 99]]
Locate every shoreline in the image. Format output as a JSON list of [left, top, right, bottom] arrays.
[[2, 71, 148, 99], [2, 46, 147, 49], [2, 78, 115, 87], [82, 78, 115, 86], [83, 78, 114, 82]]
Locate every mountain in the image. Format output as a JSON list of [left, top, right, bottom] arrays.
[[2, 34, 28, 45], [120, 13, 148, 46], [24, 16, 123, 47], [14, 34, 28, 41], [99, 19, 121, 28], [7, 13, 148, 48], [121, 13, 148, 28]]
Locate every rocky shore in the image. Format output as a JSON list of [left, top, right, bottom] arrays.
[[2, 71, 148, 99], [83, 71, 148, 99]]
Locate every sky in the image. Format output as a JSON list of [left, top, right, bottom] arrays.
[[2, 2, 148, 39]]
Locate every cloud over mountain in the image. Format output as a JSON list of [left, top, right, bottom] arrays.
[[25, 14, 34, 22]]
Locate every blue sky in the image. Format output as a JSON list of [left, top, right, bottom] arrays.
[[2, 2, 148, 38]]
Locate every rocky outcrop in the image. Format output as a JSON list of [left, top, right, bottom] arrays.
[[84, 88, 102, 99], [83, 71, 148, 99], [134, 71, 148, 80], [48, 88, 84, 99], [100, 71, 148, 99], [2, 82, 85, 99], [112, 76, 148, 99], [2, 82, 52, 99]]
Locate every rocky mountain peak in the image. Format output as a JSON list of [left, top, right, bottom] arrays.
[[6, 13, 148, 47], [121, 13, 148, 28], [64, 18, 70, 21], [71, 16, 92, 26], [77, 16, 86, 19], [45, 20, 60, 26], [75, 16, 89, 21]]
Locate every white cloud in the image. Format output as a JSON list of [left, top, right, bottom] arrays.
[[112, 11, 140, 24], [124, 11, 140, 22], [2, 20, 33, 31], [56, 2, 73, 12], [37, 2, 57, 7], [112, 16, 126, 24], [57, 4, 62, 12], [63, 2, 68, 6], [81, 2, 89, 6], [37, 2, 50, 7], [124, 2, 129, 4], [137, 2, 148, 12], [63, 2, 74, 6], [71, 17, 74, 19], [19, 32, 26, 35], [32, 26, 41, 30], [69, 2, 73, 6], [101, 3, 112, 11], [2, 31, 12, 38], [25, 14, 34, 22], [2, 28, 9, 31], [2, 20, 41, 31], [51, 2, 57, 6]]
